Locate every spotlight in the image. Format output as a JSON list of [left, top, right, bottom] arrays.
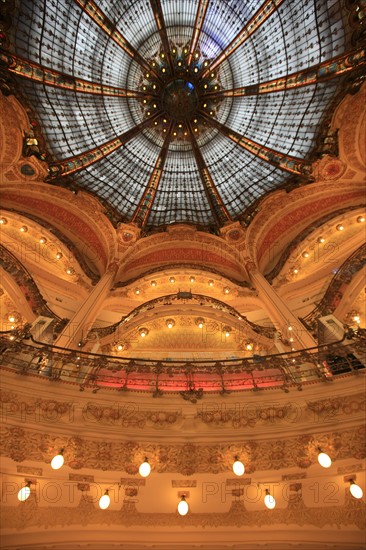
[[51, 450, 64, 470], [349, 480, 363, 499], [264, 489, 276, 509], [139, 458, 151, 478], [232, 457, 245, 476], [177, 495, 189, 516], [18, 482, 31, 502], [317, 448, 332, 468], [99, 490, 111, 509]]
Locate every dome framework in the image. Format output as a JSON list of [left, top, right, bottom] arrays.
[[2, 0, 365, 229]]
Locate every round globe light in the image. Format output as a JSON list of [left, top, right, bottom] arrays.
[[350, 482, 363, 499], [139, 460, 151, 478], [264, 492, 276, 509], [18, 485, 31, 502], [317, 451, 332, 468], [99, 492, 111, 509], [177, 498, 189, 516], [232, 460, 245, 477], [51, 453, 64, 470]]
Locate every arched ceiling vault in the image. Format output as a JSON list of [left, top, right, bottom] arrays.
[[2, 0, 365, 232]]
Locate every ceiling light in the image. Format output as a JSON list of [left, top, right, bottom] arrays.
[[223, 326, 231, 337], [166, 319, 175, 329], [169, 276, 175, 283], [246, 342, 253, 351], [293, 268, 299, 274], [357, 216, 365, 223], [353, 315, 360, 324], [264, 489, 276, 509], [135, 288, 141, 295], [208, 280, 214, 287], [39, 237, 47, 244], [117, 344, 124, 351], [8, 314, 17, 323], [0, 217, 7, 225], [56, 252, 63, 259], [223, 287, 230, 294], [51, 450, 64, 470], [302, 251, 309, 258], [195, 318, 205, 329], [288, 326, 293, 331], [139, 328, 149, 338], [20, 225, 28, 232], [151, 280, 157, 287], [66, 267, 74, 275], [139, 458, 151, 478], [317, 448, 332, 468], [336, 224, 344, 231], [18, 482, 31, 502], [349, 480, 363, 499], [232, 458, 245, 476], [317, 237, 325, 243], [177, 495, 189, 516], [99, 490, 111, 509], [189, 276, 195, 283]]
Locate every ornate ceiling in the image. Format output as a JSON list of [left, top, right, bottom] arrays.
[[2, 0, 363, 229], [0, 2, 366, 549]]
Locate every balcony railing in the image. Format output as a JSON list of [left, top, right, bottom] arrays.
[[0, 329, 364, 401]]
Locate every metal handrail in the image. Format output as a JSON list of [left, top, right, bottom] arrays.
[[0, 328, 364, 399]]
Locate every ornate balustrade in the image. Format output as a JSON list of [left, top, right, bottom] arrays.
[[0, 328, 364, 400], [303, 243, 366, 329]]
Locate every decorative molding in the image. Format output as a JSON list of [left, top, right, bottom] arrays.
[[16, 465, 43, 476], [1, 492, 364, 530], [1, 425, 365, 475]]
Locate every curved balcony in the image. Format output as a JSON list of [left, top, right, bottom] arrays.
[[1, 329, 364, 400]]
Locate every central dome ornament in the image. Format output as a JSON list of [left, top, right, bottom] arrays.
[[137, 45, 223, 141], [162, 79, 198, 120]]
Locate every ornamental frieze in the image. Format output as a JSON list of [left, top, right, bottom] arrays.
[[0, 492, 364, 530], [1, 425, 365, 475]]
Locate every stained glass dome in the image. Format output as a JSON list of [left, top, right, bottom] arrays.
[[4, 0, 360, 230]]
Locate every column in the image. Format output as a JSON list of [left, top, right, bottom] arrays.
[[54, 261, 119, 349], [247, 264, 317, 350]]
